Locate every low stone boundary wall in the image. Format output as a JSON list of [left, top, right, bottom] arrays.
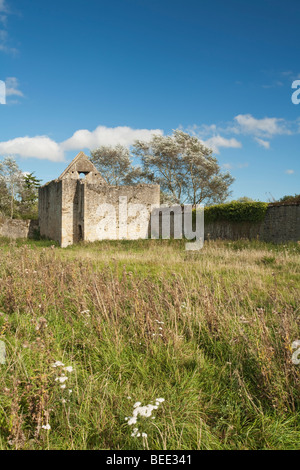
[[0, 203, 299, 244], [204, 204, 300, 243], [0, 218, 39, 239]]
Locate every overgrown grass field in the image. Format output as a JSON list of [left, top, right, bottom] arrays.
[[0, 237, 299, 450]]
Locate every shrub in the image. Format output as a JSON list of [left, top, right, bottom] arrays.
[[204, 201, 269, 224]]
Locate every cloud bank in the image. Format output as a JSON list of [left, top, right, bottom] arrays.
[[0, 136, 65, 161], [203, 135, 242, 154], [61, 125, 163, 152], [0, 114, 296, 162], [188, 113, 297, 153], [0, 126, 163, 161]]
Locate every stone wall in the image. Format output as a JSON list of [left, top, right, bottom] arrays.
[[60, 179, 84, 247], [83, 183, 160, 243], [39, 180, 62, 244], [260, 204, 300, 243], [39, 178, 160, 247], [204, 204, 300, 243], [38, 152, 161, 247], [2, 201, 298, 245], [0, 218, 39, 239]]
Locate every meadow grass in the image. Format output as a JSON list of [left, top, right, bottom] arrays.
[[0, 237, 299, 450]]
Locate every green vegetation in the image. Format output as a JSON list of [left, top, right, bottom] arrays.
[[275, 194, 300, 205], [0, 156, 40, 220], [0, 238, 299, 450], [204, 201, 269, 224]]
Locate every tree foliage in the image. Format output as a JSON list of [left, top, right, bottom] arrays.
[[18, 172, 41, 219], [0, 157, 41, 219], [90, 145, 142, 185], [90, 130, 235, 205], [0, 156, 24, 219], [276, 194, 300, 205], [132, 130, 235, 205]]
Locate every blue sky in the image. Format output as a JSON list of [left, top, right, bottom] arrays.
[[0, 0, 299, 201]]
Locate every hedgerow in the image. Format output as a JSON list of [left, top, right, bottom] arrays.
[[204, 201, 269, 224]]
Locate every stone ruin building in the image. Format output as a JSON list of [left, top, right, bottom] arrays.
[[38, 152, 160, 247]]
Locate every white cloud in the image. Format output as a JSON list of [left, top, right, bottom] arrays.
[[0, 0, 7, 12], [254, 137, 270, 149], [186, 124, 242, 154], [61, 125, 163, 151], [234, 114, 291, 138], [0, 2, 17, 54], [0, 136, 65, 161], [188, 114, 296, 154], [281, 70, 300, 80], [0, 2, 6, 24], [0, 126, 164, 162], [5, 77, 24, 97], [285, 169, 295, 175], [222, 163, 232, 169], [222, 162, 248, 170], [187, 123, 217, 138], [237, 162, 249, 169], [262, 81, 284, 89], [202, 135, 242, 155]]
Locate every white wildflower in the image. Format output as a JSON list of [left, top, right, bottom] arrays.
[[42, 424, 51, 430], [55, 375, 68, 383], [126, 397, 165, 436], [52, 361, 65, 368], [131, 428, 139, 437], [63, 366, 73, 373], [128, 417, 137, 425]]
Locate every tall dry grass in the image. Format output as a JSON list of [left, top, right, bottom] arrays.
[[0, 238, 299, 449]]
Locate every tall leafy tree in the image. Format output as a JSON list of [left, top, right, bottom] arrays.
[[0, 178, 9, 217], [0, 156, 24, 219], [133, 130, 235, 205], [19, 172, 41, 219]]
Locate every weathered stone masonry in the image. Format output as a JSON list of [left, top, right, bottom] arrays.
[[1, 152, 298, 245], [204, 203, 300, 243], [38, 151, 160, 247]]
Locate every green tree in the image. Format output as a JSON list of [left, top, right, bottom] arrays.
[[18, 172, 41, 219], [133, 130, 235, 205], [278, 194, 300, 204], [90, 145, 143, 185], [234, 196, 256, 203], [0, 177, 9, 217], [0, 156, 24, 219]]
